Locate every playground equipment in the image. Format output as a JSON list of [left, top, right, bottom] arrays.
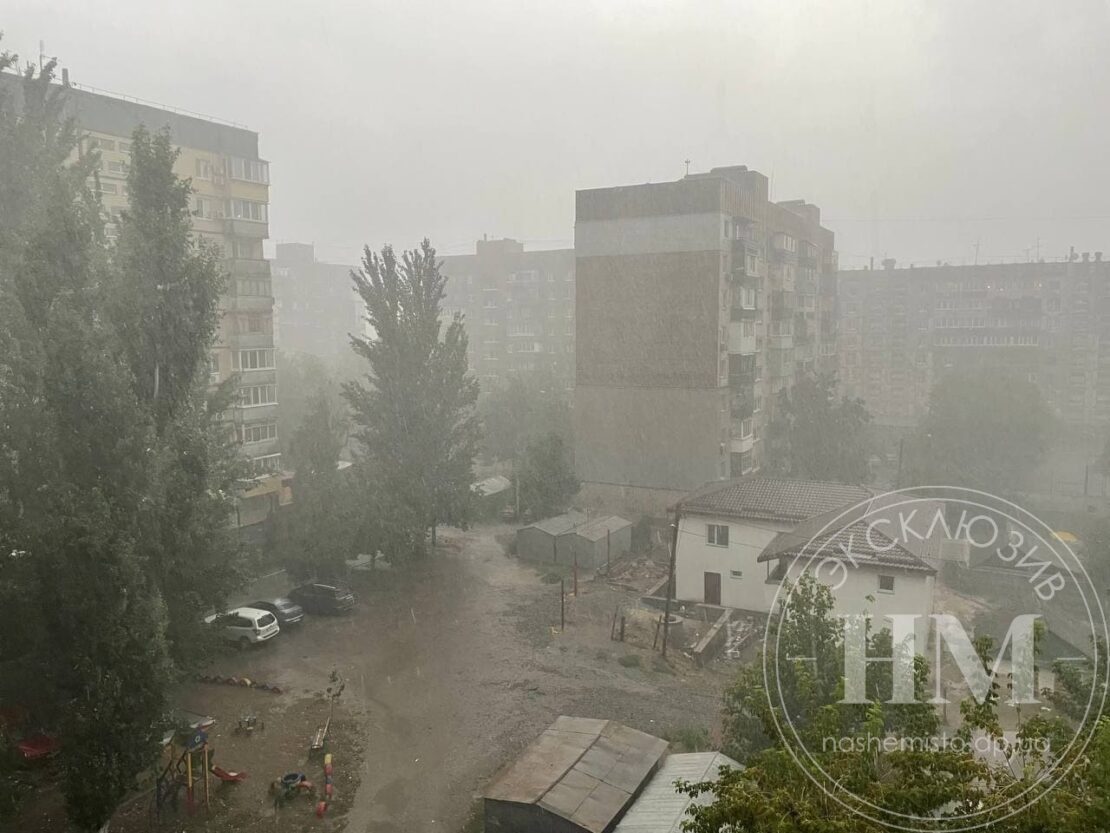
[[154, 727, 211, 818], [235, 713, 264, 735], [211, 766, 248, 784], [270, 771, 315, 803]]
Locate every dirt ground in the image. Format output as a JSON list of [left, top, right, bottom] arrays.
[[9, 523, 733, 833]]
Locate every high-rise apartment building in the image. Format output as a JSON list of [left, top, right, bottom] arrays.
[[838, 255, 1110, 430], [0, 71, 284, 525], [272, 243, 362, 362], [574, 165, 838, 511], [439, 238, 576, 390]]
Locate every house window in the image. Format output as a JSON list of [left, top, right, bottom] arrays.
[[241, 421, 278, 444], [228, 156, 270, 184], [878, 574, 895, 594], [193, 196, 215, 219], [118, 141, 131, 154], [228, 198, 268, 222], [251, 453, 282, 474], [729, 569, 743, 579], [236, 348, 275, 370], [239, 384, 277, 407], [105, 159, 130, 176], [207, 354, 220, 383], [707, 524, 729, 546], [195, 159, 213, 180]]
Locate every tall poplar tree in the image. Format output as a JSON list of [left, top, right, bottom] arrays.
[[345, 240, 480, 558]]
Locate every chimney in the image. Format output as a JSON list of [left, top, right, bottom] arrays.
[[1083, 252, 1090, 262], [1095, 252, 1103, 262], [61, 68, 70, 87]]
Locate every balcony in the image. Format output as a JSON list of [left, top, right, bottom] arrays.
[[730, 434, 754, 455], [727, 322, 758, 355], [224, 258, 270, 277]]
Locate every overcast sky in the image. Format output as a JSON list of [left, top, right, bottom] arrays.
[[5, 0, 1109, 268]]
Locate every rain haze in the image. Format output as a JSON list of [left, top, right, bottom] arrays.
[[4, 2, 1110, 832], [5, 0, 1109, 264]]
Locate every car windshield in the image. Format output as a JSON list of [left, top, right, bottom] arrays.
[[257, 613, 276, 628], [275, 599, 296, 610]]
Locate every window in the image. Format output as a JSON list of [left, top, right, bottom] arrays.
[[207, 354, 220, 382], [729, 569, 743, 579], [236, 348, 275, 370], [193, 196, 215, 219], [243, 314, 271, 334], [106, 159, 130, 176], [98, 182, 118, 195], [239, 384, 277, 407], [878, 574, 895, 594], [195, 159, 213, 180], [237, 279, 271, 296], [228, 156, 270, 183], [707, 523, 729, 546], [228, 199, 268, 222], [241, 422, 278, 444], [252, 453, 282, 474], [118, 141, 131, 154]]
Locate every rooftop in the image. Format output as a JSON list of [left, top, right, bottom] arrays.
[[613, 751, 740, 833], [679, 476, 873, 524], [484, 716, 668, 833]]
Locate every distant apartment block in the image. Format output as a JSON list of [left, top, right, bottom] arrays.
[[574, 165, 838, 509], [439, 238, 576, 390], [838, 254, 1110, 429], [272, 243, 362, 361], [0, 71, 284, 525]]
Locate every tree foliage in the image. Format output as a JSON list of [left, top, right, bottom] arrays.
[[516, 432, 579, 519], [479, 370, 571, 464], [683, 573, 1104, 833], [903, 367, 1053, 493], [766, 373, 872, 484], [0, 54, 243, 828], [276, 390, 356, 579], [344, 241, 481, 558]]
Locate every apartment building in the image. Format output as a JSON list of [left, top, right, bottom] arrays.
[[439, 238, 576, 390], [0, 71, 284, 525], [838, 254, 1110, 430], [272, 243, 363, 361], [574, 165, 838, 512]]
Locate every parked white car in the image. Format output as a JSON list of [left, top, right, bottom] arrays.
[[204, 606, 280, 647]]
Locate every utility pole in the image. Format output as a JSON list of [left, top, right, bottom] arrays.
[[662, 507, 681, 657]]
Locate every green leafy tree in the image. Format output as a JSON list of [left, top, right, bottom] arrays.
[[903, 367, 1053, 493], [278, 390, 355, 579], [0, 57, 171, 831], [111, 125, 245, 665], [344, 240, 481, 557], [516, 432, 579, 519], [479, 370, 571, 464], [766, 373, 872, 483]]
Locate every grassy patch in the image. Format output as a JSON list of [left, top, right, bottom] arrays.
[[617, 654, 642, 668]]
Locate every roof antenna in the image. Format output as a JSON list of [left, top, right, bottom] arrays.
[[684, 159, 691, 177]]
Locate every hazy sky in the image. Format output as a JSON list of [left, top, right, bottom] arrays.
[[5, 0, 1109, 267]]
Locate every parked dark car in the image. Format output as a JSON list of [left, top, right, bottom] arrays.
[[288, 583, 356, 614], [248, 597, 305, 626]]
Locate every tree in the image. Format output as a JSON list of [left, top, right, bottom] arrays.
[[479, 370, 571, 464], [903, 367, 1053, 493], [765, 373, 872, 483], [344, 241, 481, 558], [516, 432, 579, 519], [277, 390, 355, 579], [111, 125, 245, 666], [0, 57, 171, 830], [683, 573, 1103, 833]]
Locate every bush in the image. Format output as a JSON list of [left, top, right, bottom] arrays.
[[618, 654, 642, 668], [664, 725, 713, 752]]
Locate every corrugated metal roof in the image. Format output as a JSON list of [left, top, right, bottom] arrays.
[[473, 475, 512, 498], [484, 716, 668, 833], [528, 510, 589, 536], [614, 752, 740, 833], [680, 476, 872, 524], [574, 515, 633, 542]]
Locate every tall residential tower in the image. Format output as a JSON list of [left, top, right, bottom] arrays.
[[574, 165, 837, 512]]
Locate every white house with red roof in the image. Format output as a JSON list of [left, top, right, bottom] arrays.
[[674, 477, 937, 644]]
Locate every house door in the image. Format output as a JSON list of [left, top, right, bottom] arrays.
[[704, 572, 722, 606]]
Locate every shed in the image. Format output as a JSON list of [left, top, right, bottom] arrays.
[[566, 516, 633, 570], [484, 716, 669, 833], [473, 475, 513, 518], [516, 511, 588, 565], [613, 751, 740, 833]]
